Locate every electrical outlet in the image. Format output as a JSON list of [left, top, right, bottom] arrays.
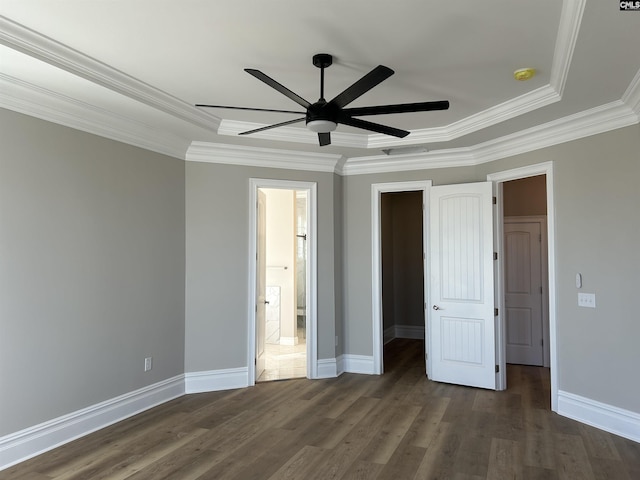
[[578, 293, 596, 308], [144, 357, 153, 372]]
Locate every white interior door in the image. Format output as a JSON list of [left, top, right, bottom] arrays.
[[429, 182, 496, 389], [504, 221, 544, 366], [256, 189, 267, 380]]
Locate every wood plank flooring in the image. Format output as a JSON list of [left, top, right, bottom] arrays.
[[3, 339, 639, 479]]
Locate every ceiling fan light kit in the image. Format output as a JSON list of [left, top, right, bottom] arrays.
[[306, 119, 337, 133], [197, 53, 449, 146]]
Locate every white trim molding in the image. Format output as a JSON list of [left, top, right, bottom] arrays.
[[184, 368, 249, 394], [317, 358, 340, 379], [488, 162, 558, 411], [371, 181, 431, 375], [340, 354, 376, 375], [0, 375, 185, 471], [187, 141, 342, 173], [247, 178, 319, 385], [395, 325, 425, 340], [558, 391, 640, 443], [0, 16, 220, 132], [0, 73, 189, 159]]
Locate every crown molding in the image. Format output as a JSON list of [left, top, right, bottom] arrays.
[[340, 148, 477, 176], [341, 100, 639, 175], [551, 0, 586, 96], [472, 100, 638, 164], [622, 68, 640, 116], [186, 141, 342, 173], [0, 15, 220, 132], [0, 73, 188, 159]]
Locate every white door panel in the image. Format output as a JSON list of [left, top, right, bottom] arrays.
[[504, 221, 543, 366], [429, 182, 496, 389]]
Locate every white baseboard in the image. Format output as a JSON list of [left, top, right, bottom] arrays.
[[395, 325, 425, 340], [384, 326, 395, 345], [279, 336, 299, 346], [0, 375, 185, 471], [316, 358, 339, 378], [558, 390, 640, 443], [341, 354, 376, 375], [184, 367, 248, 394], [384, 325, 425, 345]]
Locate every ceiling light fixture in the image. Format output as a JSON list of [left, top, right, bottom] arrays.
[[514, 68, 536, 81], [306, 119, 337, 133]]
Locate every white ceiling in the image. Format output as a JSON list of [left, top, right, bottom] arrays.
[[1, 1, 639, 172]]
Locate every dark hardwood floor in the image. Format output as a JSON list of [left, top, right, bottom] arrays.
[[3, 339, 639, 479]]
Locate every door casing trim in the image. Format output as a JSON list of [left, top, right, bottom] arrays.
[[371, 180, 432, 375], [488, 161, 557, 411], [248, 178, 318, 385]]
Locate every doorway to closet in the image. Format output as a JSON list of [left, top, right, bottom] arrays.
[[381, 190, 425, 371]]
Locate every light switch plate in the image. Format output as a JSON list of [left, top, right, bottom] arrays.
[[578, 292, 596, 308]]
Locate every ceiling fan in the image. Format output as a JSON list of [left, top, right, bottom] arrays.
[[196, 53, 449, 147]]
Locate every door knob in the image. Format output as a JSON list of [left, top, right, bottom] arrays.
[[432, 305, 441, 310]]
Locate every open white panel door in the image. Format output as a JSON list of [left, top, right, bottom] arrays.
[[255, 189, 267, 381], [429, 182, 496, 389]]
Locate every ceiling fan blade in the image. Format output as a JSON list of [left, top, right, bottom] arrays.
[[328, 65, 394, 109], [343, 100, 449, 117], [318, 132, 331, 146], [195, 104, 305, 115], [337, 113, 409, 138], [245, 69, 312, 109], [239, 117, 306, 136]]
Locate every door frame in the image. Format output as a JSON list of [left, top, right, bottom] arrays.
[[248, 178, 318, 385], [371, 180, 431, 375], [488, 161, 558, 411]]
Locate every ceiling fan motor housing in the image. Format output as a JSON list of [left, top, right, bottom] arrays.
[[306, 98, 338, 124]]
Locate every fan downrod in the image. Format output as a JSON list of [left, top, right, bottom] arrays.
[[312, 53, 332, 69]]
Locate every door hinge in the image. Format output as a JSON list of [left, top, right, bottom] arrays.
[[539, 234, 542, 242], [540, 286, 543, 294], [255, 358, 257, 365], [255, 304, 258, 313], [425, 353, 428, 360], [541, 338, 544, 347], [493, 252, 498, 260], [494, 308, 499, 316], [493, 196, 497, 205], [495, 364, 500, 373]]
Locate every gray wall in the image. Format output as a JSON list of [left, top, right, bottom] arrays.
[[0, 109, 186, 436], [184, 162, 340, 373]]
